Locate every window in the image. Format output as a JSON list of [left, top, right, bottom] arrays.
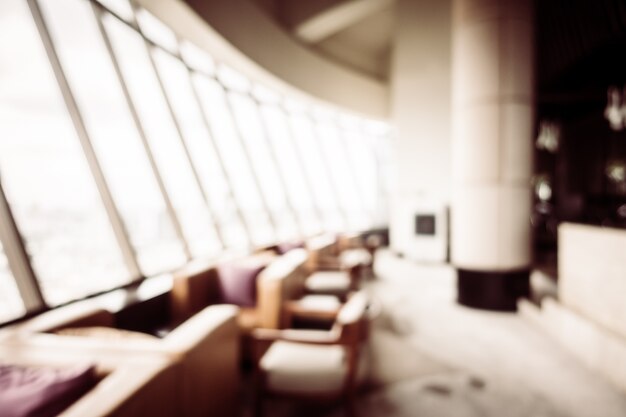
[[103, 15, 220, 258], [0, 0, 129, 305], [343, 128, 378, 226], [0, 242, 25, 322], [135, 9, 178, 54], [95, 0, 134, 22], [316, 121, 368, 230], [40, 0, 186, 275], [260, 105, 322, 235], [228, 93, 299, 240], [0, 0, 388, 321], [288, 112, 344, 230], [193, 76, 274, 246], [217, 65, 251, 93], [180, 41, 216, 75], [370, 130, 392, 226], [152, 48, 248, 249]]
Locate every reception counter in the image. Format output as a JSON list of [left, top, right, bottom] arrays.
[[559, 223, 626, 339]]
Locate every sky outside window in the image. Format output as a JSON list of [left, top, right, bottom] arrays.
[[40, 0, 187, 275], [0, 0, 131, 305]]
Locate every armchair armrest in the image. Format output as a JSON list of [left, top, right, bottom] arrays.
[[60, 360, 178, 417], [17, 304, 115, 334], [162, 304, 239, 356], [162, 304, 240, 417]]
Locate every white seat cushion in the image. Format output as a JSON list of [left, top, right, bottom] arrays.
[[305, 271, 351, 294], [296, 295, 342, 312], [260, 340, 347, 394], [340, 248, 372, 267]]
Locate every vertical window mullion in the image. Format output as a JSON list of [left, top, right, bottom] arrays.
[[249, 98, 305, 238], [338, 124, 376, 227], [376, 134, 391, 227], [276, 103, 326, 233], [366, 127, 387, 227], [150, 43, 227, 250], [306, 114, 349, 228], [27, 0, 142, 280], [187, 73, 254, 249], [90, 2, 192, 260], [121, 7, 226, 251], [334, 121, 369, 224], [0, 180, 45, 312], [222, 89, 278, 243]]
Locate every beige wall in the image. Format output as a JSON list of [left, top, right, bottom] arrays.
[[389, 0, 452, 254]]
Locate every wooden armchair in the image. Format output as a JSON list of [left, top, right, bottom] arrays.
[[251, 291, 370, 417], [0, 343, 179, 417], [8, 297, 241, 417], [304, 234, 370, 297]]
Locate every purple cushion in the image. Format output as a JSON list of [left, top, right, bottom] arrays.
[[275, 241, 304, 255], [0, 364, 97, 417], [217, 262, 267, 307]]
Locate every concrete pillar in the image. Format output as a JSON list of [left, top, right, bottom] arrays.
[[451, 0, 534, 310]]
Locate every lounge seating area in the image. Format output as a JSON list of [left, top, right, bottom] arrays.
[[2, 0, 626, 415], [0, 232, 381, 416], [253, 291, 371, 417]]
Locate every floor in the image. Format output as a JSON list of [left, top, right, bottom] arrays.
[[247, 250, 626, 417]]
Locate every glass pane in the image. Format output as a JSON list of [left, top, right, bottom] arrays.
[[0, 0, 130, 305], [135, 9, 178, 53], [95, 0, 134, 21], [179, 41, 215, 75], [316, 122, 368, 230], [343, 128, 377, 226], [217, 65, 251, 93], [373, 133, 392, 226], [103, 15, 220, 258], [0, 242, 26, 322], [152, 48, 248, 249], [40, 0, 186, 275], [228, 93, 299, 240], [288, 112, 344, 230], [261, 105, 322, 235], [193, 76, 274, 246], [252, 84, 281, 104]]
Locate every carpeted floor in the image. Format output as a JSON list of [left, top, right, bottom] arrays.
[[244, 250, 626, 417]]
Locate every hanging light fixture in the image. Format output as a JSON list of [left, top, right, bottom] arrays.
[[604, 86, 626, 131], [535, 120, 560, 153]]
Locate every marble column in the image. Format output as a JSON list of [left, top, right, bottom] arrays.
[[451, 0, 534, 310]]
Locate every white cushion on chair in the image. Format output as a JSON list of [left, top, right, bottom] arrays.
[[305, 271, 351, 294], [260, 340, 347, 394], [340, 248, 372, 266], [296, 295, 342, 312]]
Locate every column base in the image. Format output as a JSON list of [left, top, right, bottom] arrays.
[[457, 268, 530, 312]]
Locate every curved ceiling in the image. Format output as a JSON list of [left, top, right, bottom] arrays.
[[252, 0, 626, 119], [251, 0, 394, 80], [173, 0, 626, 120], [182, 0, 389, 118]]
